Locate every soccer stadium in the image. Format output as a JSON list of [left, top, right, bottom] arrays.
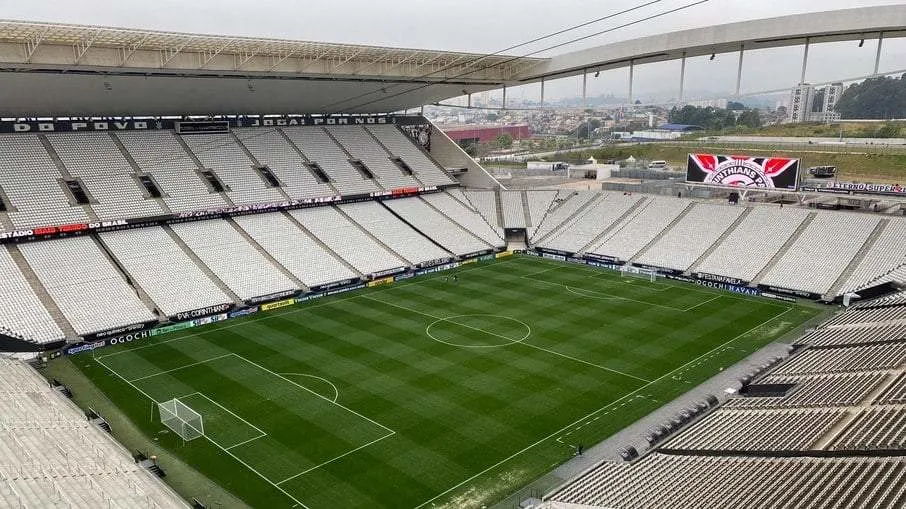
[[0, 3, 905, 509]]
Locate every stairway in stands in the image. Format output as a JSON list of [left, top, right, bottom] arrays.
[[685, 207, 754, 275], [283, 211, 364, 278], [628, 201, 696, 263], [92, 235, 164, 321], [225, 217, 311, 291], [532, 192, 601, 245], [578, 196, 648, 254], [823, 219, 891, 299], [37, 134, 100, 221], [5, 245, 78, 339], [749, 212, 817, 287], [161, 225, 244, 306], [333, 205, 413, 267]]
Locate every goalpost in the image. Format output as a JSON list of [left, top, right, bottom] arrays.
[[159, 398, 204, 441], [620, 265, 659, 283]]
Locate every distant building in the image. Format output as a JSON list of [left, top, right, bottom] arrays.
[[788, 83, 815, 123], [788, 82, 844, 123], [683, 98, 729, 109], [442, 125, 531, 145]]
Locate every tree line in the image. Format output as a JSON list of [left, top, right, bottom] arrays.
[[667, 105, 762, 130], [836, 74, 906, 119]]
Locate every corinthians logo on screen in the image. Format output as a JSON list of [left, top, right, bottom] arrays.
[[686, 154, 800, 190]]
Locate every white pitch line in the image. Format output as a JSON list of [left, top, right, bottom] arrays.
[[189, 391, 268, 437], [280, 373, 340, 403], [93, 355, 312, 509], [682, 294, 723, 312], [126, 353, 233, 382], [228, 353, 396, 435], [411, 305, 795, 509], [564, 285, 686, 311], [96, 257, 521, 361], [226, 433, 268, 451], [275, 430, 396, 486], [362, 295, 652, 384]]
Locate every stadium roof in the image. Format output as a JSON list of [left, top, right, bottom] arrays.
[[0, 20, 545, 117]]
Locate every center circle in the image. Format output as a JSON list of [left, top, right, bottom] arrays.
[[425, 314, 531, 348]]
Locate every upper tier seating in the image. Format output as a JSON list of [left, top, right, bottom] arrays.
[[0, 246, 64, 343], [233, 212, 358, 288], [0, 134, 89, 229], [99, 227, 232, 317], [760, 212, 881, 294], [234, 128, 334, 199], [636, 203, 745, 271], [170, 219, 299, 300], [46, 133, 163, 220], [115, 131, 227, 212], [281, 127, 379, 195], [384, 197, 490, 256], [290, 206, 407, 276], [181, 134, 285, 205], [326, 126, 420, 189], [694, 206, 810, 281], [18, 237, 156, 336], [365, 124, 456, 186], [339, 201, 451, 266]]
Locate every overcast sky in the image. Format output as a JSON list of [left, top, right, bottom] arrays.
[[2, 0, 905, 102]]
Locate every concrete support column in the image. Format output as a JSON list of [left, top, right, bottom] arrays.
[[679, 52, 687, 103], [628, 60, 635, 105], [735, 45, 745, 96], [540, 78, 545, 107], [502, 85, 507, 110], [582, 71, 587, 107], [874, 32, 884, 75], [800, 37, 810, 83]]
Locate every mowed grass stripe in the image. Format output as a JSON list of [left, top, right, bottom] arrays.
[[74, 256, 823, 509]]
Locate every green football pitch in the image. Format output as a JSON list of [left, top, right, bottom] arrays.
[[66, 255, 823, 508]]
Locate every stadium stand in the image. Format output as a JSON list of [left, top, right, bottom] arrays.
[[724, 372, 890, 409], [531, 191, 600, 243], [500, 191, 527, 229], [18, 237, 156, 336], [169, 219, 300, 300], [661, 407, 845, 451], [115, 131, 228, 212], [759, 212, 882, 295], [233, 128, 335, 199], [694, 206, 811, 282], [99, 227, 233, 317], [280, 126, 380, 195], [383, 196, 491, 256], [875, 373, 906, 404], [339, 201, 452, 266], [46, 133, 164, 221], [636, 203, 746, 271], [233, 212, 359, 288], [773, 343, 906, 375], [365, 125, 456, 187], [0, 246, 64, 343], [586, 196, 690, 262], [181, 133, 286, 206], [0, 357, 186, 508], [525, 190, 558, 237], [539, 193, 641, 254], [422, 192, 504, 247], [841, 219, 906, 294], [326, 126, 421, 189], [546, 454, 906, 509], [462, 190, 501, 229], [830, 407, 906, 451], [0, 134, 91, 229], [289, 206, 407, 276]]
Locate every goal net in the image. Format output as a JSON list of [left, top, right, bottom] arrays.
[[159, 398, 204, 441], [620, 265, 658, 283]]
